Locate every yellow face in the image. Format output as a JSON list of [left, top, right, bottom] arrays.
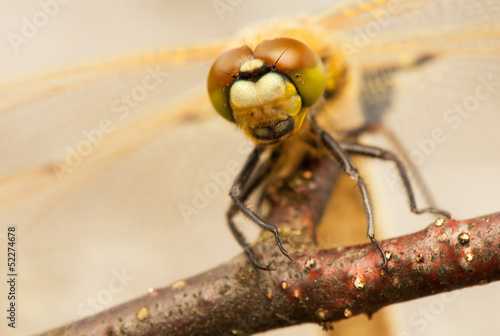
[[207, 37, 326, 145]]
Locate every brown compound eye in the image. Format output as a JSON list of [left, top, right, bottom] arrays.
[[207, 46, 254, 122], [254, 37, 325, 107]]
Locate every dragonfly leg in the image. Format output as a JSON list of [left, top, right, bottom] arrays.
[[311, 118, 388, 266], [228, 146, 291, 270], [227, 204, 271, 270], [339, 142, 451, 219]]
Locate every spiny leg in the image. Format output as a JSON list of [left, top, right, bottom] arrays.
[[227, 147, 274, 270], [227, 205, 270, 270], [339, 141, 451, 218], [228, 147, 292, 270], [311, 117, 388, 266]]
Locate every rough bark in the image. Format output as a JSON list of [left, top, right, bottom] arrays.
[[40, 153, 500, 336]]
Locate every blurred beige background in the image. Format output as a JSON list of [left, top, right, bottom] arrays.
[[0, 1, 499, 335]]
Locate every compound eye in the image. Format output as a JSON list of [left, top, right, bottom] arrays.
[[207, 46, 254, 122], [254, 37, 326, 107]]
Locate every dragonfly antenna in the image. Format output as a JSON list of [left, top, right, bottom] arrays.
[[216, 68, 238, 79], [272, 46, 290, 71]]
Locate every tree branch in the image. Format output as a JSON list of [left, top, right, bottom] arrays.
[[40, 153, 500, 336]]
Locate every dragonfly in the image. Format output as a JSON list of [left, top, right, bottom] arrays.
[[1, 0, 500, 335], [207, 35, 451, 269]]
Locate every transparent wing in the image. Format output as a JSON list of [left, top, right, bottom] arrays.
[[0, 44, 227, 227], [0, 2, 337, 335], [318, 1, 500, 336], [316, 0, 500, 226]]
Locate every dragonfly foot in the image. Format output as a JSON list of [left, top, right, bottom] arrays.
[[370, 237, 388, 268]]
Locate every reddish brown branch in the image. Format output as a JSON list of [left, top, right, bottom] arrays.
[[40, 154, 500, 336]]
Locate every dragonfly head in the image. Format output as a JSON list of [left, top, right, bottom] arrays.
[[207, 37, 326, 145]]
